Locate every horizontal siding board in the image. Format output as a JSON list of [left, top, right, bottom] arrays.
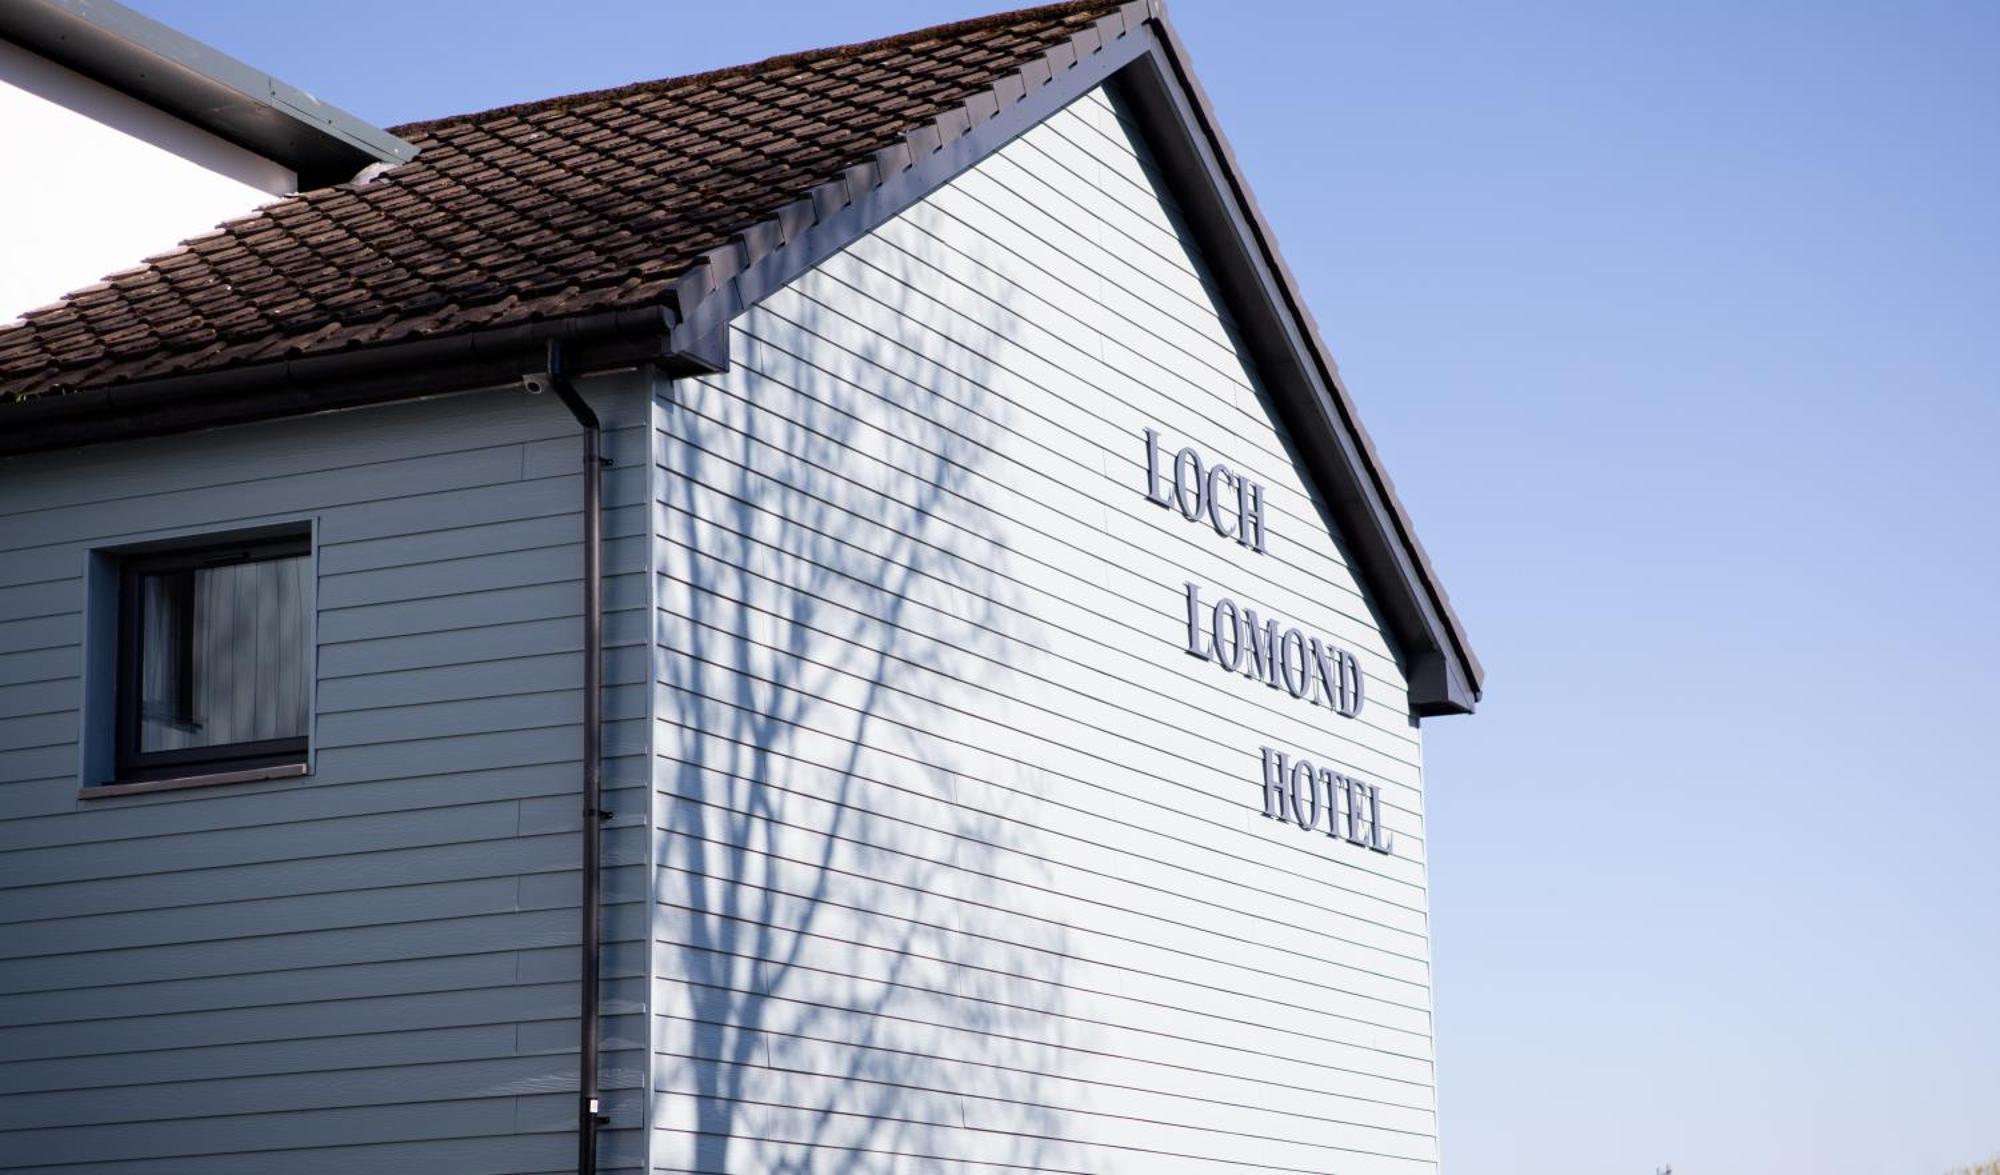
[[0, 801, 524, 888], [313, 719, 647, 784], [0, 444, 528, 556], [2, 1136, 581, 1175], [315, 506, 638, 578], [650, 1013, 1435, 1137], [317, 583, 647, 647], [646, 1058, 1437, 1168], [0, 647, 73, 690], [0, 578, 75, 623], [0, 907, 590, 994], [0, 951, 525, 1029], [645, 894, 1432, 1063], [0, 977, 643, 1064], [650, 846, 1430, 1023], [316, 542, 647, 612], [0, 431, 642, 584], [0, 1055, 643, 1132], [650, 1094, 1431, 1175], [0, 1087, 647, 1170], [319, 616, 606, 680], [650, 879, 1426, 1037], [0, 710, 74, 752], [0, 761, 584, 852], [0, 1013, 645, 1103], [0, 744, 72, 784], [317, 477, 644, 554], [0, 1023, 523, 1104], [0, 875, 535, 958], [0, 613, 78, 657], [316, 646, 646, 714], [0, 1100, 523, 1167], [0, 384, 641, 518], [0, 677, 79, 720], [2, 849, 644, 951], [653, 998, 1430, 1125]]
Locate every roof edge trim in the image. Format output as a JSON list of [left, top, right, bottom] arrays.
[[1114, 7, 1482, 711], [0, 305, 700, 456], [0, 0, 415, 187]]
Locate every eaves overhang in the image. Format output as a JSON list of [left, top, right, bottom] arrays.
[[0, 0, 415, 188], [0, 302, 719, 458]]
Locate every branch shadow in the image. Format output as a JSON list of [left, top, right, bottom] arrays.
[[654, 233, 1077, 1172]]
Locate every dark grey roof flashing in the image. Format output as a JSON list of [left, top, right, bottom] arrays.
[[1123, 7, 1483, 713], [0, 0, 414, 188]]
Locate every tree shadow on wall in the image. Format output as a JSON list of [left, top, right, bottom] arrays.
[[653, 237, 1077, 1172]]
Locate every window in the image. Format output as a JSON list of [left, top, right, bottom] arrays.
[[112, 529, 311, 782]]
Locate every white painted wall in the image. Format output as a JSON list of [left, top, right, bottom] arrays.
[[650, 85, 1435, 1172], [0, 39, 295, 324]]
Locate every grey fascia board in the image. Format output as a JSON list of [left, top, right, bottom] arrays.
[[0, 304, 686, 458], [1121, 10, 1483, 714], [0, 0, 414, 186]]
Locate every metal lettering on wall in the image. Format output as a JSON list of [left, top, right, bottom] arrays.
[[1141, 427, 1267, 552], [1138, 424, 1392, 858], [1181, 581, 1364, 718], [1259, 746, 1394, 855]]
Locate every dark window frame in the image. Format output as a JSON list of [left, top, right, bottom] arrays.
[[112, 529, 311, 783]]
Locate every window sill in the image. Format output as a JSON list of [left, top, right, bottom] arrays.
[[81, 761, 310, 799]]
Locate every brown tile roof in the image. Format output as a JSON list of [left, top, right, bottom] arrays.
[[0, 1, 1138, 402]]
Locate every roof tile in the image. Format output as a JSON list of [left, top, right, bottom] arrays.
[[0, 0, 1131, 402]]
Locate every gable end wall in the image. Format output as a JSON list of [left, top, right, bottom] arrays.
[[646, 86, 1436, 1173]]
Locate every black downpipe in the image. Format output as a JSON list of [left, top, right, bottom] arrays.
[[543, 341, 608, 1174]]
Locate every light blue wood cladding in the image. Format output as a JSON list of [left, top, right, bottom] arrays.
[[0, 82, 1434, 1175], [646, 87, 1435, 1173], [0, 373, 653, 1173]]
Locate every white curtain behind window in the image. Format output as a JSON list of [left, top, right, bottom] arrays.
[[139, 555, 309, 752]]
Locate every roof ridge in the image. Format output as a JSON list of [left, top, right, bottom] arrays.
[[386, 0, 1118, 139]]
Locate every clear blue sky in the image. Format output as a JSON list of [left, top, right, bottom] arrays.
[[135, 2, 2000, 1171]]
